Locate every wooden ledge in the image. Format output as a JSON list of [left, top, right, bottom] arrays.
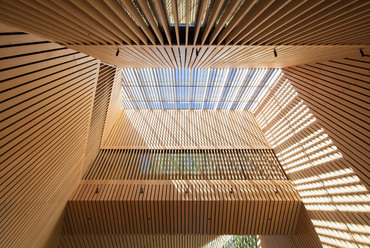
[[62, 180, 302, 235]]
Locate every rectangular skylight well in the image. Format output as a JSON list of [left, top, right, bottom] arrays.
[[121, 68, 282, 110]]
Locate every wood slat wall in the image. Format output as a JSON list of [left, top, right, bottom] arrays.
[[101, 67, 123, 145], [0, 0, 368, 46], [83, 63, 117, 173], [61, 180, 302, 236], [259, 208, 322, 248], [83, 149, 286, 181], [253, 70, 370, 247], [283, 56, 370, 191], [103, 110, 269, 149], [0, 24, 100, 247], [59, 234, 218, 248]]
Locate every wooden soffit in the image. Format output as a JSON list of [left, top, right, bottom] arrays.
[[62, 180, 302, 236]]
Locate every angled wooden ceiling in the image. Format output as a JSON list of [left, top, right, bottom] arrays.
[[1, 0, 369, 46], [0, 0, 369, 68], [66, 44, 370, 68]]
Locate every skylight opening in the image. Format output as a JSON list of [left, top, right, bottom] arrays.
[[121, 68, 281, 110]]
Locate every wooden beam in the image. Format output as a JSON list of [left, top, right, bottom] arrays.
[[62, 180, 302, 235]]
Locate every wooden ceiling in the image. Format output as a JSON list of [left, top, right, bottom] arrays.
[[0, 0, 369, 68], [1, 0, 369, 46], [67, 44, 370, 68]]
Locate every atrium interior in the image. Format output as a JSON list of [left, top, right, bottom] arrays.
[[0, 1, 369, 247]]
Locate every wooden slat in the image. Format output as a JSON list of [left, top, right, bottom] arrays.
[[253, 61, 370, 248], [66, 45, 370, 69], [83, 149, 286, 181], [102, 110, 270, 149], [282, 57, 370, 190], [259, 208, 322, 248], [59, 234, 219, 248], [0, 0, 368, 68], [100, 68, 123, 146], [0, 24, 100, 248], [82, 63, 117, 173], [61, 180, 302, 236]]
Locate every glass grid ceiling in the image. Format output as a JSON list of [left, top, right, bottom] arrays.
[[121, 68, 281, 110]]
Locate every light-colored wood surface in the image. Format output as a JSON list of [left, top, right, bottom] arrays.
[[59, 234, 219, 248], [0, 0, 368, 46], [67, 44, 370, 69], [61, 180, 302, 236], [82, 63, 117, 173], [103, 110, 269, 149], [253, 62, 370, 248], [0, 1, 368, 68], [83, 149, 286, 181], [0, 24, 100, 248], [283, 56, 370, 191], [259, 208, 323, 248], [101, 67, 123, 146]]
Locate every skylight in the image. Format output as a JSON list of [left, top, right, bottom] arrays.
[[120, 68, 281, 110]]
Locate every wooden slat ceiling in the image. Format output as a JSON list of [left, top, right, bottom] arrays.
[[1, 0, 369, 46], [0, 0, 369, 68], [68, 44, 370, 69]]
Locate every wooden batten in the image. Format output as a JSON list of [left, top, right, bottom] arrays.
[[66, 45, 370, 69], [0, 24, 100, 247], [82, 63, 117, 173], [102, 110, 270, 149], [62, 180, 302, 236], [1, 1, 369, 247], [282, 57, 370, 190], [0, 1, 368, 68], [253, 59, 370, 248], [83, 149, 286, 181], [59, 234, 219, 248], [100, 67, 123, 146], [0, 0, 368, 46]]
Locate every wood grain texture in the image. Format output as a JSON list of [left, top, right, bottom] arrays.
[[103, 110, 269, 149], [66, 45, 370, 69], [259, 208, 322, 248], [283, 56, 370, 191], [0, 24, 100, 248], [83, 149, 286, 181], [83, 63, 117, 173], [101, 67, 123, 146], [253, 68, 370, 248], [0, 0, 368, 46], [59, 234, 219, 248], [1, 1, 368, 68], [61, 180, 302, 236]]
